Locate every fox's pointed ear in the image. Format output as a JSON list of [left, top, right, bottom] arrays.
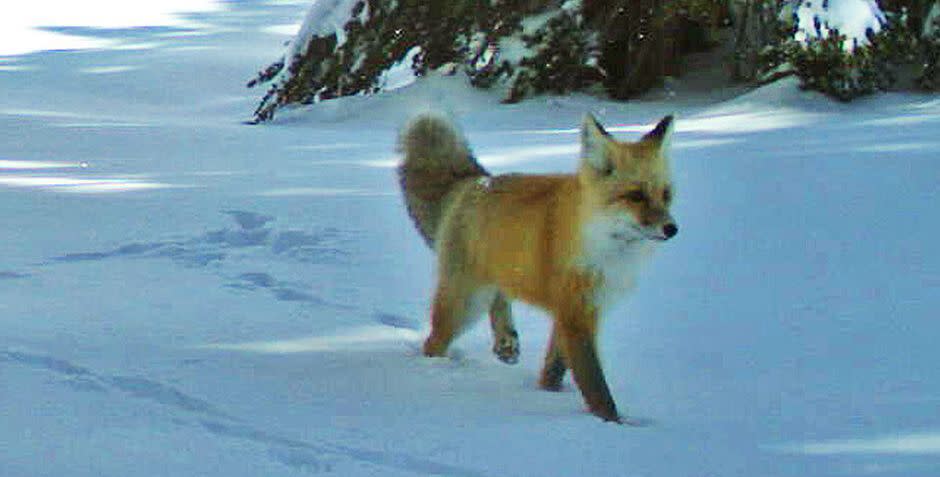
[[582, 113, 612, 174], [642, 115, 675, 151]]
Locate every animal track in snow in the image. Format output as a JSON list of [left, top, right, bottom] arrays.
[[227, 272, 334, 306], [47, 210, 353, 306], [374, 312, 419, 330], [52, 210, 349, 268], [0, 350, 229, 419], [223, 209, 274, 231], [2, 349, 486, 476]]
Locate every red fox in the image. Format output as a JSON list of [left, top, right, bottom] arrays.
[[398, 113, 677, 422]]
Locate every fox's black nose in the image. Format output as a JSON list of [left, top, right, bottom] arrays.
[[662, 223, 678, 240]]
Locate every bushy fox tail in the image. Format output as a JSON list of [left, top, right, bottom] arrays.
[[397, 115, 489, 248]]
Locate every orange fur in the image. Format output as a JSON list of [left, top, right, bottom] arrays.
[[398, 113, 677, 422]]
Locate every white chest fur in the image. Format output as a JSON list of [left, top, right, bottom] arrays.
[[577, 214, 657, 311]]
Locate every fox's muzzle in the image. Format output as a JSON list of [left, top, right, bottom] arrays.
[[662, 222, 678, 240]]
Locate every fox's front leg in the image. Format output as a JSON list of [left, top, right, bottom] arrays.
[[556, 312, 620, 422], [539, 324, 567, 391]]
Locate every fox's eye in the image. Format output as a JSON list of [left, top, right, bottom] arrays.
[[663, 188, 672, 203], [624, 190, 648, 203]]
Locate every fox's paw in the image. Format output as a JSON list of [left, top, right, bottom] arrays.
[[492, 330, 520, 365]]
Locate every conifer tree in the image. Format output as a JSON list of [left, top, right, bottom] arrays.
[[247, 0, 726, 122]]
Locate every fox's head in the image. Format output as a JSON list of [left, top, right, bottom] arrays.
[[578, 114, 677, 243]]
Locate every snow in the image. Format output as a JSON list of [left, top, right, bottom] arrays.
[[377, 46, 421, 92], [926, 2, 940, 37], [794, 0, 886, 49], [774, 432, 940, 456], [2, 2, 940, 477], [289, 0, 363, 55], [0, 0, 221, 56]]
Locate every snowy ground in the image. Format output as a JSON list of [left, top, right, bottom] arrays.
[[2, 2, 940, 476]]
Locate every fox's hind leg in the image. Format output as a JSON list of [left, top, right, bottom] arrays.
[[423, 278, 494, 358], [488, 292, 520, 364], [423, 280, 468, 357]]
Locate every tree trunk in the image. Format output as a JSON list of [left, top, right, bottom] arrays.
[[587, 0, 669, 99], [730, 0, 781, 82], [881, 0, 934, 32]]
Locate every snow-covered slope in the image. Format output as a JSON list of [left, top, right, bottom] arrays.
[[2, 3, 939, 477]]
